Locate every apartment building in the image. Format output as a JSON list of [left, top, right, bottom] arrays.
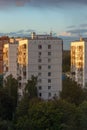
[[18, 33, 63, 100], [0, 36, 9, 74], [71, 38, 87, 88], [3, 43, 18, 79]]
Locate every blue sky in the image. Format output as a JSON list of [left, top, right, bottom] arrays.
[[1, 0, 87, 49]]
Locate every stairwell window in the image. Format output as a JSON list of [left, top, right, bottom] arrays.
[[48, 45, 51, 49], [38, 45, 42, 49]]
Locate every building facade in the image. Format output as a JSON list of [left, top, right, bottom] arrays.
[[71, 38, 87, 88], [18, 33, 63, 100], [3, 33, 63, 100], [3, 43, 18, 79], [0, 36, 9, 74]]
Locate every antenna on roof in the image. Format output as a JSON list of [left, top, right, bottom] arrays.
[[50, 28, 52, 37], [79, 28, 83, 41]]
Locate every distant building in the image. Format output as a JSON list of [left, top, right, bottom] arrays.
[[9, 37, 24, 44], [71, 38, 87, 88]]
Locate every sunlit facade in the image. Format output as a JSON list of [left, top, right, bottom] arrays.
[[3, 43, 18, 79], [71, 38, 87, 88], [0, 36, 9, 74]]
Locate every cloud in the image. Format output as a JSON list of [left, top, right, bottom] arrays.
[[0, 29, 35, 37], [0, 0, 87, 9], [16, 30, 25, 33], [26, 29, 35, 32], [67, 29, 87, 34], [80, 24, 87, 28], [28, 0, 87, 8], [58, 32, 71, 37], [58, 23, 87, 37], [64, 23, 87, 37], [65, 28, 87, 37], [67, 25, 76, 29]]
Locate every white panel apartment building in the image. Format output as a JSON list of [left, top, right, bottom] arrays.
[[18, 33, 63, 100], [3, 43, 18, 79], [71, 38, 87, 88]]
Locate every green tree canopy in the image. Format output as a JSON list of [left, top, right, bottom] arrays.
[[0, 89, 14, 120], [0, 75, 3, 88], [60, 78, 85, 105], [4, 74, 18, 110], [15, 99, 79, 130], [24, 75, 38, 99], [79, 101, 87, 130]]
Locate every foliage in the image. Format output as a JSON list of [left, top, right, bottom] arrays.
[[79, 101, 87, 130], [1, 74, 87, 130], [16, 95, 30, 118], [0, 75, 3, 88], [0, 120, 8, 130], [60, 78, 85, 105], [25, 75, 38, 99], [4, 74, 18, 109], [15, 99, 79, 130], [0, 89, 14, 120]]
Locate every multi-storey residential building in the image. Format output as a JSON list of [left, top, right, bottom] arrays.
[[9, 37, 24, 44], [0, 36, 9, 74], [71, 38, 87, 88], [18, 33, 63, 100], [3, 43, 18, 79]]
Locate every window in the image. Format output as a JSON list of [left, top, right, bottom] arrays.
[[39, 86, 42, 90], [48, 65, 51, 69], [38, 45, 42, 49], [48, 58, 51, 63], [6, 66, 8, 72], [38, 72, 41, 76], [48, 92, 51, 97], [38, 65, 42, 70], [38, 52, 42, 56], [38, 79, 42, 83], [48, 72, 51, 76], [39, 93, 42, 97], [18, 76, 21, 80], [48, 86, 51, 89], [38, 59, 42, 62], [23, 44, 26, 49], [48, 45, 51, 49], [48, 79, 51, 83], [23, 71, 26, 76], [18, 83, 21, 88], [48, 52, 51, 55]]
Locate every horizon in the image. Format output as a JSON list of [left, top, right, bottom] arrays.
[[1, 0, 87, 50]]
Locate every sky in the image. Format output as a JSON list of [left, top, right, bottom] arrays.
[[1, 0, 87, 49]]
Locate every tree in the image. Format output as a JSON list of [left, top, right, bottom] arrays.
[[53, 99, 80, 130], [0, 75, 3, 88], [79, 101, 87, 130], [16, 95, 30, 118], [15, 98, 41, 130], [16, 99, 79, 130], [60, 78, 85, 105], [24, 75, 38, 99], [28, 101, 62, 130], [0, 120, 8, 130], [0, 89, 14, 120], [4, 74, 18, 110]]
